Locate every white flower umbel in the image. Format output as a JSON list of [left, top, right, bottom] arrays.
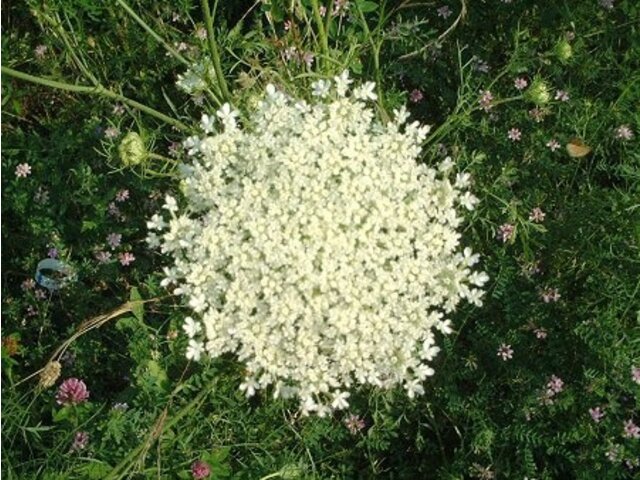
[[150, 76, 486, 414]]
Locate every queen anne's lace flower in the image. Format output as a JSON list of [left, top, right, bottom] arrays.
[[150, 76, 486, 414]]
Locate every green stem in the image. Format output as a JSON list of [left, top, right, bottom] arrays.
[[106, 376, 217, 479], [309, 0, 330, 68], [115, 0, 190, 67], [201, 0, 231, 102], [1, 66, 189, 131]]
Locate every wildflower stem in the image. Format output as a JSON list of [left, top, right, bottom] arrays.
[[399, 0, 467, 61], [1, 66, 189, 131], [115, 0, 190, 67], [353, 2, 389, 121], [201, 0, 231, 102], [309, 0, 330, 68]]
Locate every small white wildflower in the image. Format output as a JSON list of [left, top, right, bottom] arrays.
[[182, 316, 202, 338], [439, 157, 455, 173], [393, 105, 410, 124], [185, 339, 204, 361], [331, 391, 350, 410], [311, 79, 331, 98], [163, 195, 179, 213], [200, 113, 216, 133], [147, 214, 167, 231], [216, 103, 239, 130], [334, 70, 353, 97], [353, 81, 377, 101]]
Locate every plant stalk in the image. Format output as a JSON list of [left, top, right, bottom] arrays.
[[1, 66, 189, 131], [201, 0, 231, 102], [115, 0, 190, 67]]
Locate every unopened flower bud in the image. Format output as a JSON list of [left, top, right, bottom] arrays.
[[119, 132, 148, 166], [554, 38, 573, 62], [526, 78, 551, 106]]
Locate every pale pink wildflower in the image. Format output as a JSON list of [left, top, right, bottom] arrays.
[[34, 186, 49, 204], [497, 344, 514, 361], [497, 223, 515, 243], [106, 233, 122, 249], [507, 128, 522, 141], [409, 89, 424, 103], [344, 413, 366, 434], [555, 90, 570, 102], [514, 77, 528, 90], [115, 189, 130, 202], [529, 107, 547, 123], [107, 202, 121, 217], [479, 90, 494, 112], [534, 327, 548, 339], [112, 104, 125, 115], [632, 366, 640, 385], [70, 431, 89, 452], [35, 289, 47, 301], [605, 445, 620, 462], [21, 279, 36, 291], [615, 125, 634, 141], [302, 51, 315, 68], [437, 6, 453, 19], [191, 460, 211, 479], [284, 19, 292, 31], [541, 287, 561, 303], [56, 378, 89, 405], [34, 45, 47, 59], [529, 207, 546, 223], [546, 375, 564, 395], [599, 0, 615, 10], [48, 247, 59, 258], [546, 139, 561, 151], [104, 126, 120, 139], [95, 251, 112, 264], [195, 27, 207, 40], [119, 252, 135, 266], [589, 406, 605, 423], [15, 163, 32, 178], [623, 419, 640, 439]]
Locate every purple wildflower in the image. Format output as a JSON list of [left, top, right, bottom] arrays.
[[56, 378, 89, 406], [191, 460, 211, 479], [589, 407, 605, 423]]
